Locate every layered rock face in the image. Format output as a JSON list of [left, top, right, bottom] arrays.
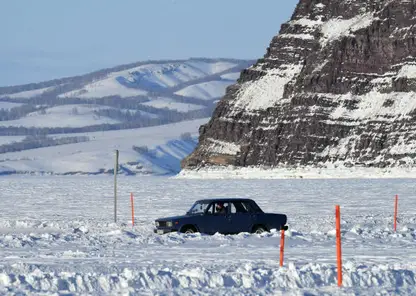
[[182, 0, 416, 169]]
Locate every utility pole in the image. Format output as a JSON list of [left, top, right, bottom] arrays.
[[114, 149, 119, 223]]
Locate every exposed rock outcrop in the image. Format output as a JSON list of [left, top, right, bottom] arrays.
[[182, 0, 416, 169]]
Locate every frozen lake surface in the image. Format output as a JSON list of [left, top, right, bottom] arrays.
[[0, 176, 415, 295]]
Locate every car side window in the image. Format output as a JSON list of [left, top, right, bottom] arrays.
[[241, 202, 254, 213], [232, 202, 249, 214]]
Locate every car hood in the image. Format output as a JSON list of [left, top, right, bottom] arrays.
[[156, 215, 190, 222]]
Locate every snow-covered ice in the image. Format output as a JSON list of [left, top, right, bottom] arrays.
[[0, 176, 415, 295]]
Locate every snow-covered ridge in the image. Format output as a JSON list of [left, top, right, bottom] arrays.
[[0, 59, 250, 101], [175, 80, 232, 100], [58, 61, 237, 99], [1, 261, 415, 294], [3, 87, 55, 99], [0, 58, 249, 140]]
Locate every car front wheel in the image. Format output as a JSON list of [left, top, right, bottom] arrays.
[[181, 225, 197, 234], [252, 225, 267, 234]]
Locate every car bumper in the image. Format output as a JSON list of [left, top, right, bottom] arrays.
[[154, 228, 177, 234]]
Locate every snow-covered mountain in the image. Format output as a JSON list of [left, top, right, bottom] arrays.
[[0, 58, 254, 175]]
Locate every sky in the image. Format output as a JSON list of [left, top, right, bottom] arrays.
[[0, 0, 298, 87]]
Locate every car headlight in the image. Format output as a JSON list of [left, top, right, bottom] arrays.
[[155, 221, 160, 227], [166, 221, 173, 227]]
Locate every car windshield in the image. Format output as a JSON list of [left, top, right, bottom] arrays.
[[187, 201, 210, 215]]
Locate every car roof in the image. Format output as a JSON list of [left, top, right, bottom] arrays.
[[195, 198, 256, 203]]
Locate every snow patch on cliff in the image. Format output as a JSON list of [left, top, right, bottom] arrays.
[[289, 18, 323, 28], [232, 64, 304, 111], [389, 136, 416, 155], [320, 13, 376, 46], [330, 91, 416, 121], [206, 138, 241, 155], [397, 64, 416, 79], [278, 33, 315, 40]]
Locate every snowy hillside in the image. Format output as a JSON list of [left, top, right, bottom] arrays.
[[59, 78, 147, 99], [0, 102, 23, 110], [0, 119, 207, 176], [0, 59, 251, 101], [56, 60, 237, 98], [0, 176, 415, 295], [0, 58, 253, 176], [141, 97, 204, 112], [0, 58, 252, 129], [0, 105, 121, 128], [175, 80, 232, 100], [3, 87, 55, 99]]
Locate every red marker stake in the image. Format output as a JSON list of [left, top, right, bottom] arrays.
[[279, 228, 285, 267], [335, 205, 342, 287]]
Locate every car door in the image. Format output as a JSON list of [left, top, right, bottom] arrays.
[[228, 201, 253, 234], [201, 202, 231, 234]]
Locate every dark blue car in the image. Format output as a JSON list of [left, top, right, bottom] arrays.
[[154, 198, 288, 235]]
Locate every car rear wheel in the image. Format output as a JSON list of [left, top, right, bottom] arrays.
[[181, 225, 197, 234], [252, 225, 267, 234]]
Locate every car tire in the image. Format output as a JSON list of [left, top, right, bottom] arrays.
[[252, 225, 267, 234], [181, 225, 197, 234]]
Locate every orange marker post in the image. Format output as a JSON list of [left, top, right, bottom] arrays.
[[131, 193, 135, 227], [279, 228, 285, 267], [335, 205, 342, 287], [394, 194, 398, 232]]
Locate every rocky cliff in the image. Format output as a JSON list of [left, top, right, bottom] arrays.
[[182, 0, 416, 169]]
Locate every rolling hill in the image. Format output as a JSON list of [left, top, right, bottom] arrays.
[[0, 58, 254, 175]]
